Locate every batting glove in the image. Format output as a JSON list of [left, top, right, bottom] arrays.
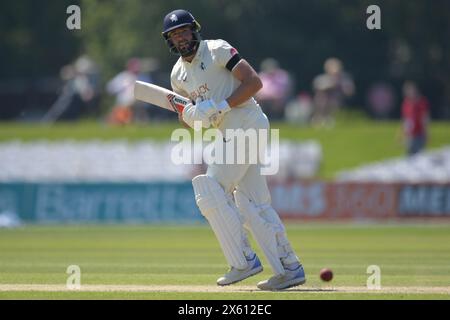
[[197, 99, 231, 127], [182, 104, 211, 130], [197, 99, 231, 118]]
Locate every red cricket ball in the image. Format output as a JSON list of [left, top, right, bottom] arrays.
[[320, 268, 333, 282]]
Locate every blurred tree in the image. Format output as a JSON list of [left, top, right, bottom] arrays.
[[0, 0, 82, 78], [0, 0, 449, 118]]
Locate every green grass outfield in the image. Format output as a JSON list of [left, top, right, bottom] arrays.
[[0, 223, 449, 300], [1, 115, 449, 179]]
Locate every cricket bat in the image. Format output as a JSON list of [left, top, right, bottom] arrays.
[[134, 80, 191, 114]]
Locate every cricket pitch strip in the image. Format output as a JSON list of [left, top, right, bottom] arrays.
[[0, 284, 449, 294]]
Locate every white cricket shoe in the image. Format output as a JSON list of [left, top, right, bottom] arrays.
[[217, 254, 263, 286], [257, 262, 306, 291]]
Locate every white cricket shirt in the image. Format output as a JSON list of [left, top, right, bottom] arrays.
[[170, 39, 262, 129]]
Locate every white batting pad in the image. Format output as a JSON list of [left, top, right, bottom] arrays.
[[234, 190, 285, 275], [192, 175, 248, 269], [225, 193, 255, 258], [261, 207, 299, 266]]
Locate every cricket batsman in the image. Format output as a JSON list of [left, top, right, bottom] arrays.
[[162, 9, 306, 290]]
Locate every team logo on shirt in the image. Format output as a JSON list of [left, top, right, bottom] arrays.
[[190, 83, 210, 101], [200, 62, 206, 70]]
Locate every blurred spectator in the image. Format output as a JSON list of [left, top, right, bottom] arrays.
[[42, 55, 100, 122], [311, 57, 355, 127], [400, 81, 430, 156], [256, 58, 293, 119], [284, 91, 313, 125], [106, 58, 152, 125], [366, 82, 396, 119]]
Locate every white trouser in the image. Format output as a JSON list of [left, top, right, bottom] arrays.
[[203, 109, 298, 275]]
